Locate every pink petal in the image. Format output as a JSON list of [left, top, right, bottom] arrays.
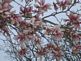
[[0, 3, 2, 9], [3, 0, 12, 3]]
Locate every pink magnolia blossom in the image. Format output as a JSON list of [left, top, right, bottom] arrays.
[[72, 44, 81, 54], [36, 47, 47, 56], [18, 48, 27, 56], [20, 7, 32, 17], [56, 0, 72, 10], [50, 26, 63, 41], [17, 33, 26, 42], [45, 25, 63, 41], [65, 13, 81, 29], [35, 0, 51, 15], [70, 33, 81, 44], [3, 0, 12, 3], [0, 2, 11, 13]]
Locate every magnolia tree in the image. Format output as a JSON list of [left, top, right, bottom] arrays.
[[0, 0, 81, 61]]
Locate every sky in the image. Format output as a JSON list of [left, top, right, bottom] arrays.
[[0, 0, 81, 61]]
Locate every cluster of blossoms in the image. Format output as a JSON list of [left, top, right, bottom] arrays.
[[0, 0, 12, 36], [72, 44, 81, 54], [34, 0, 51, 15], [53, 0, 72, 10], [0, 0, 81, 61], [65, 12, 81, 29], [45, 25, 63, 41], [36, 43, 63, 60]]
